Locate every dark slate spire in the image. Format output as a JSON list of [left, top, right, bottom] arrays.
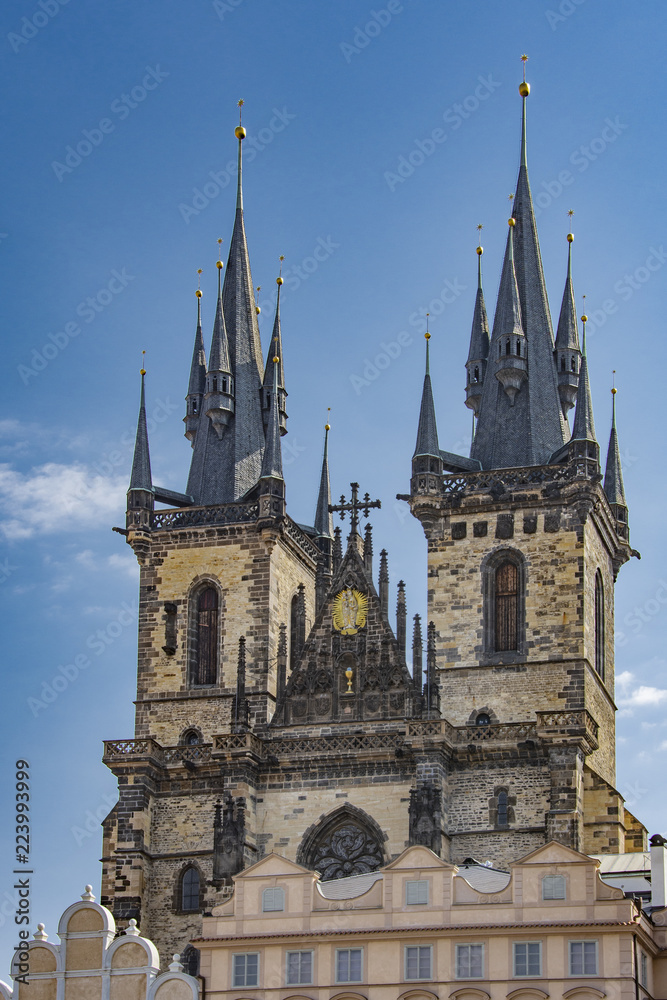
[[471, 76, 568, 470], [204, 260, 235, 438], [184, 284, 207, 445], [259, 356, 283, 484], [604, 387, 627, 507], [129, 371, 152, 493], [412, 332, 441, 466], [314, 422, 333, 539], [571, 316, 597, 446], [222, 113, 266, 496], [465, 244, 491, 416], [554, 231, 581, 417], [262, 266, 288, 435]]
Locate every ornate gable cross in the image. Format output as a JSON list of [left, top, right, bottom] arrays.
[[329, 482, 381, 537]]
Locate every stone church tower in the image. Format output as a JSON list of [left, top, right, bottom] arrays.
[[101, 80, 645, 968]]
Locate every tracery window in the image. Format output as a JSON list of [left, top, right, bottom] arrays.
[[298, 808, 384, 880], [594, 570, 605, 679], [190, 586, 218, 686]]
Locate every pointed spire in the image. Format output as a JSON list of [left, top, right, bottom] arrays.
[[571, 307, 597, 445], [314, 417, 333, 538], [412, 614, 423, 696], [465, 237, 491, 416], [604, 382, 627, 508], [333, 526, 343, 574], [364, 522, 374, 576], [412, 321, 442, 473], [259, 354, 284, 483], [277, 623, 287, 702], [262, 259, 287, 435], [185, 274, 208, 445], [233, 636, 249, 731], [554, 224, 582, 418], [425, 621, 440, 717], [209, 252, 232, 374], [396, 581, 406, 658], [129, 368, 153, 493], [379, 549, 389, 617]]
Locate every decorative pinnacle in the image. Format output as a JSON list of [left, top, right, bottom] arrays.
[[140, 349, 146, 376], [235, 99, 246, 139], [476, 223, 483, 255], [567, 209, 574, 242], [196, 268, 203, 298], [256, 285, 261, 315], [612, 369, 617, 396], [216, 238, 223, 269], [519, 54, 530, 96], [425, 312, 430, 341], [508, 192, 515, 225], [325, 406, 331, 432], [277, 254, 285, 285]]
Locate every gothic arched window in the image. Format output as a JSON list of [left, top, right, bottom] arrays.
[[180, 866, 200, 912], [495, 561, 519, 652], [181, 945, 200, 977], [190, 586, 219, 687], [482, 550, 525, 659], [497, 789, 509, 827], [297, 807, 385, 880], [594, 571, 605, 679]]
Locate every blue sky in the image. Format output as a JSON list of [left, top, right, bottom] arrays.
[[1, 0, 666, 974]]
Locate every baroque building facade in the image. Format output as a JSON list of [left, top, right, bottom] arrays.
[[101, 78, 646, 968]]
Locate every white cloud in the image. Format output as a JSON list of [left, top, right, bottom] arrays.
[[617, 685, 667, 708], [107, 553, 139, 579], [0, 463, 126, 540]]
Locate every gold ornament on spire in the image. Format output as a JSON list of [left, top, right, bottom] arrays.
[[325, 406, 331, 432], [277, 255, 285, 285], [581, 294, 588, 324], [255, 285, 261, 315], [216, 238, 223, 269], [196, 268, 203, 298], [612, 370, 617, 395], [567, 209, 574, 243], [140, 349, 146, 376], [519, 54, 530, 97], [425, 312, 431, 341], [476, 223, 483, 255], [235, 99, 246, 140]]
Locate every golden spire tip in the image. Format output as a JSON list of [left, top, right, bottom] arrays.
[[196, 268, 203, 296], [325, 406, 331, 432], [140, 349, 146, 376], [235, 100, 246, 140], [519, 54, 530, 96]]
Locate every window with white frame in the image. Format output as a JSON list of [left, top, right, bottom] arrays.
[[513, 941, 542, 977], [336, 948, 363, 983], [262, 886, 285, 912], [569, 940, 598, 976], [456, 943, 484, 979], [405, 945, 433, 980], [542, 874, 566, 900], [286, 950, 312, 985], [640, 951, 648, 988], [232, 953, 259, 987], [406, 879, 429, 905]]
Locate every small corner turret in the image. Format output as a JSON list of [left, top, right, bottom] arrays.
[[411, 326, 443, 495], [126, 367, 154, 532], [184, 275, 207, 445], [262, 261, 288, 436], [205, 255, 235, 438], [465, 238, 490, 416], [554, 226, 581, 416], [604, 383, 630, 543]]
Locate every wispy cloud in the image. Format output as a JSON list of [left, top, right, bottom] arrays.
[[0, 462, 126, 540], [616, 668, 667, 709]]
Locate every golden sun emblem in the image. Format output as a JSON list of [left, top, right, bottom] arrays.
[[332, 588, 368, 635]]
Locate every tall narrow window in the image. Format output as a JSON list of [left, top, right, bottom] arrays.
[[497, 790, 509, 827], [290, 593, 299, 673], [192, 587, 218, 686], [181, 866, 200, 912], [495, 561, 518, 652], [594, 571, 605, 679]]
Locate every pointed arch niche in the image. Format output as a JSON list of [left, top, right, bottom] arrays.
[[297, 804, 386, 880]]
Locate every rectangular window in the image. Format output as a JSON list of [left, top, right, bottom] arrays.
[[406, 880, 429, 905], [405, 945, 432, 981], [569, 940, 598, 976], [262, 886, 284, 912], [513, 942, 541, 977], [542, 874, 566, 900], [640, 951, 648, 988], [232, 953, 259, 987], [456, 943, 484, 979], [286, 951, 312, 986], [336, 948, 363, 983]]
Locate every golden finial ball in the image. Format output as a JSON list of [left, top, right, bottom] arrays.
[[216, 260, 223, 270], [519, 81, 530, 97], [476, 245, 483, 256], [256, 306, 261, 314], [425, 331, 431, 341], [235, 125, 246, 140], [276, 276, 284, 285], [325, 423, 330, 431], [508, 217, 516, 227], [273, 356, 279, 363], [581, 314, 588, 323], [611, 387, 617, 395], [140, 368, 146, 376], [195, 289, 202, 298], [567, 233, 574, 243]]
